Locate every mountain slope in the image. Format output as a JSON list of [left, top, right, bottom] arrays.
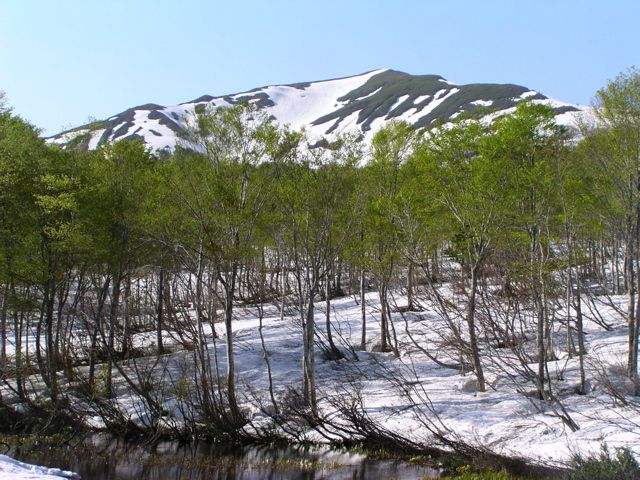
[[49, 69, 586, 151]]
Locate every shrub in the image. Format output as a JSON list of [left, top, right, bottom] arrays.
[[441, 465, 523, 479], [571, 445, 640, 480]]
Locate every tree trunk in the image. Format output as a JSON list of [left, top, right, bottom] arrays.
[[627, 243, 636, 376], [467, 263, 485, 392], [325, 264, 341, 358], [407, 262, 414, 311], [566, 265, 575, 358], [222, 261, 241, 422], [121, 274, 131, 358], [360, 267, 366, 351], [10, 281, 25, 399], [535, 284, 546, 400], [156, 266, 165, 354], [88, 276, 110, 387], [105, 274, 122, 397], [304, 289, 318, 415], [575, 282, 586, 394], [0, 293, 6, 369], [379, 283, 389, 352]]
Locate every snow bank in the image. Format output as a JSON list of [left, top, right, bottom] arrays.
[[0, 455, 79, 479]]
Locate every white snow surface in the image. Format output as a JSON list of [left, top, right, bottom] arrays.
[[117, 69, 387, 151], [388, 94, 410, 113], [520, 90, 538, 99], [471, 99, 494, 107], [0, 455, 79, 479], [3, 281, 640, 467]]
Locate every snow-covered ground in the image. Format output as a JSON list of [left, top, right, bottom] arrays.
[[217, 291, 640, 465], [3, 285, 639, 471], [0, 455, 79, 479]]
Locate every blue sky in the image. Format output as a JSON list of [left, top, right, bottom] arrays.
[[1, 0, 638, 134]]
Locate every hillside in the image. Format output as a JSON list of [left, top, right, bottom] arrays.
[[48, 69, 586, 151]]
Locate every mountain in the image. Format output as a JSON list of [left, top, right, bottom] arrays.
[[48, 69, 586, 151]]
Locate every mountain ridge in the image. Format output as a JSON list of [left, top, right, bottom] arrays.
[[49, 68, 586, 151]]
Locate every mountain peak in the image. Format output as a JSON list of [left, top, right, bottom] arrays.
[[48, 69, 586, 152]]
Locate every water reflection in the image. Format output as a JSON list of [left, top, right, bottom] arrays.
[[9, 435, 441, 479]]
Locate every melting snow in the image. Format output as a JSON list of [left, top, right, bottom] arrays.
[[471, 99, 494, 107], [263, 69, 387, 131], [353, 87, 382, 101], [520, 90, 538, 99], [0, 455, 79, 479], [388, 94, 410, 113], [88, 129, 105, 150]]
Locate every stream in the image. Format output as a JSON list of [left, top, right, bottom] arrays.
[[7, 434, 444, 479]]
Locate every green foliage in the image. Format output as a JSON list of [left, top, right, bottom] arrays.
[[441, 469, 524, 479], [571, 445, 640, 480]]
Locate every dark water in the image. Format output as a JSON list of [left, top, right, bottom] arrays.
[[7, 434, 443, 479]]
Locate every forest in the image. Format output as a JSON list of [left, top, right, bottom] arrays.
[[1, 69, 640, 472]]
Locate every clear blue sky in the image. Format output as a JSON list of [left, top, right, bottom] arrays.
[[1, 0, 638, 134]]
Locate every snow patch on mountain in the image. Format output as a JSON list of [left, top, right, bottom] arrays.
[[471, 99, 494, 107]]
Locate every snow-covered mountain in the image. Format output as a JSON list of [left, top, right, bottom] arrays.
[[49, 69, 587, 151]]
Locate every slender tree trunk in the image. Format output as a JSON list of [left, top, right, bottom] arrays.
[[43, 264, 58, 403], [335, 261, 343, 297], [10, 281, 24, 399], [156, 266, 165, 354], [614, 239, 621, 294], [88, 276, 110, 387], [325, 263, 341, 358], [634, 257, 640, 395], [222, 261, 241, 422], [407, 262, 414, 311], [533, 229, 546, 400], [360, 267, 366, 351], [121, 274, 131, 358], [280, 257, 286, 323], [105, 274, 122, 397], [467, 262, 485, 392], [575, 281, 586, 394], [0, 293, 6, 369], [536, 290, 546, 400], [627, 241, 636, 376], [379, 282, 389, 352], [304, 288, 318, 415], [566, 265, 575, 358]]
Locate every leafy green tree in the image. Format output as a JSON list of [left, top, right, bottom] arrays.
[[364, 121, 416, 354], [416, 118, 507, 392], [85, 139, 155, 396], [178, 102, 296, 422], [0, 110, 43, 399], [486, 102, 567, 399], [275, 136, 358, 412], [589, 68, 640, 393]]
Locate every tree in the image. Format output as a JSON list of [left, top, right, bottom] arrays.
[[416, 118, 506, 392], [178, 102, 295, 422], [487, 101, 567, 399], [590, 68, 640, 393], [86, 139, 155, 396], [0, 110, 43, 399], [364, 121, 416, 354]]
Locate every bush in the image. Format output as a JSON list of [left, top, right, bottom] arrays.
[[571, 445, 640, 480], [441, 465, 524, 479]]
